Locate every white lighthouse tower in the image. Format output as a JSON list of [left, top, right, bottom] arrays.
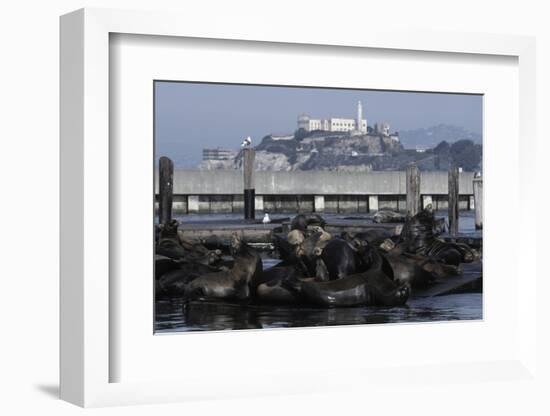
[[356, 100, 367, 134]]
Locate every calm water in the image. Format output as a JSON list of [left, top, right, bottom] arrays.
[[155, 293, 482, 333], [156, 211, 481, 333]]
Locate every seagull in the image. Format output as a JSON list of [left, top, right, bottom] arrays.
[[241, 136, 252, 147], [262, 212, 271, 224]]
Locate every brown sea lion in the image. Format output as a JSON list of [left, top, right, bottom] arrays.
[[156, 261, 226, 299], [299, 247, 410, 307], [255, 263, 305, 304], [290, 214, 327, 232], [254, 256, 331, 304], [184, 233, 262, 302], [156, 220, 186, 259], [377, 245, 462, 288], [399, 205, 475, 266], [319, 238, 365, 280]]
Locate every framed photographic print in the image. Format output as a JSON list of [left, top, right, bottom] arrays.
[[153, 81, 483, 334], [60, 8, 538, 408]]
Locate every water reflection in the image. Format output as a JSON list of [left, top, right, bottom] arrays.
[[155, 293, 482, 333]]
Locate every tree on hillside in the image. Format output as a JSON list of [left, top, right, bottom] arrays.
[[434, 140, 451, 170], [450, 139, 482, 171], [294, 128, 308, 141], [434, 140, 450, 153]]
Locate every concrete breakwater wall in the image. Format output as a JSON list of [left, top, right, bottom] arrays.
[[155, 170, 477, 214]]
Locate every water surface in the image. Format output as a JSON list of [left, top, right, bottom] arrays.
[[155, 293, 482, 333]]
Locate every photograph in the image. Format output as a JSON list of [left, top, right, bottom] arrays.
[[153, 81, 483, 333]]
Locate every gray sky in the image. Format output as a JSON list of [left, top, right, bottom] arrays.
[[155, 81, 482, 168]]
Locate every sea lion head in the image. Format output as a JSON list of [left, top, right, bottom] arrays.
[[287, 229, 305, 246], [230, 232, 244, 256], [158, 219, 180, 237], [206, 250, 222, 265], [379, 238, 396, 252], [309, 226, 331, 242], [290, 214, 308, 232]]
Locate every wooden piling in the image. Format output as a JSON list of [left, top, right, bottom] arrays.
[[243, 148, 256, 220], [448, 166, 459, 236], [473, 175, 483, 230], [406, 164, 421, 216], [159, 156, 174, 225]]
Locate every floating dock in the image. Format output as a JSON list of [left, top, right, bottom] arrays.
[[179, 217, 403, 247], [177, 217, 482, 297], [411, 261, 482, 297]]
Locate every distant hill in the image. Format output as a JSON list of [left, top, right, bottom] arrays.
[[398, 124, 481, 149], [198, 125, 483, 172]]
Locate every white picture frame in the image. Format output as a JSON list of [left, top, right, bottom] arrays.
[[60, 8, 538, 408]]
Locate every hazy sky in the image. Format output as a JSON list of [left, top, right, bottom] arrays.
[[155, 81, 482, 168]]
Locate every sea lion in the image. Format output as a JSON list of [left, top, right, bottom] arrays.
[[184, 233, 262, 302], [379, 238, 396, 252], [254, 255, 331, 304], [304, 213, 327, 229], [272, 233, 297, 261], [381, 252, 437, 288], [399, 206, 475, 266], [290, 230, 333, 277], [287, 229, 305, 246], [276, 228, 331, 278], [297, 229, 331, 258], [185, 249, 223, 266], [300, 247, 410, 307], [320, 238, 365, 280], [255, 263, 305, 304], [154, 254, 181, 280], [156, 261, 227, 299], [156, 220, 186, 259], [290, 214, 327, 232], [308, 226, 332, 248], [176, 230, 223, 265], [290, 214, 308, 232], [342, 229, 396, 248], [378, 245, 462, 288]]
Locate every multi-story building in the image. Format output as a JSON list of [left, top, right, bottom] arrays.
[[202, 148, 238, 161], [297, 101, 368, 134]]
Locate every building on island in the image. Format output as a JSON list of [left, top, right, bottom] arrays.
[[297, 101, 368, 134], [269, 134, 294, 141], [373, 122, 392, 137], [202, 147, 238, 161]]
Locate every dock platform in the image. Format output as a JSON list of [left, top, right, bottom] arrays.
[[412, 261, 482, 297], [179, 217, 404, 246]]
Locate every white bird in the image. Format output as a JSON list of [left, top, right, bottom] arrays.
[[262, 212, 271, 224], [241, 136, 252, 147]]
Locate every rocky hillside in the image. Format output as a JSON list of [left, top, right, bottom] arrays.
[[398, 124, 481, 149], [199, 126, 482, 172]]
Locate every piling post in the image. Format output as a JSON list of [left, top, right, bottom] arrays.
[[422, 195, 433, 210], [243, 148, 256, 220], [158, 156, 174, 225], [368, 195, 379, 213], [473, 174, 483, 230], [314, 195, 325, 213], [448, 166, 459, 236], [406, 164, 421, 216]]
